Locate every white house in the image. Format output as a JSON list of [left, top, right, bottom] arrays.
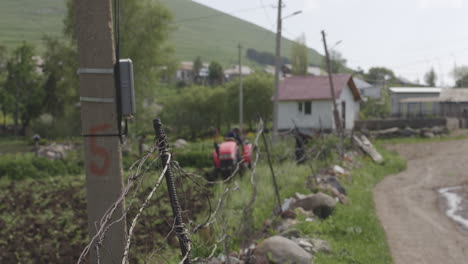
[[277, 74, 361, 132]]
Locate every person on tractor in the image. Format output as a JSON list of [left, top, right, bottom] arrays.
[[225, 127, 243, 146]]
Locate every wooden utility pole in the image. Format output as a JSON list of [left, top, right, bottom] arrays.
[[272, 0, 283, 143], [75, 0, 126, 263], [238, 43, 243, 139], [321, 30, 344, 156]]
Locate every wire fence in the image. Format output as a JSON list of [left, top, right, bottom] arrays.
[[76, 116, 285, 263]]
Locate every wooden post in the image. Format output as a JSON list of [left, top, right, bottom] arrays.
[[321, 30, 344, 157], [75, 0, 126, 263]]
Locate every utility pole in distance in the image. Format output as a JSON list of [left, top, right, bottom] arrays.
[[75, 0, 126, 263], [238, 43, 244, 139], [321, 30, 344, 156], [272, 0, 283, 143]]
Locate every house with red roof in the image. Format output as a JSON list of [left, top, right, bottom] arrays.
[[277, 74, 361, 131]]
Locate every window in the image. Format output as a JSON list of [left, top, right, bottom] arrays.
[[305, 102, 312, 115], [298, 102, 303, 112]]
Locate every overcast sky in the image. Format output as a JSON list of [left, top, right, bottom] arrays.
[[193, 0, 468, 86]]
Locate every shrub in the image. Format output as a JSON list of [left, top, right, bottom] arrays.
[[174, 150, 213, 168], [0, 152, 84, 180]]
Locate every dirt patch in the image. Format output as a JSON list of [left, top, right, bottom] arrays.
[[374, 139, 468, 264]]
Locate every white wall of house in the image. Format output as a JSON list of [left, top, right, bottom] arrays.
[[278, 100, 334, 130], [338, 84, 360, 129], [278, 84, 359, 131]]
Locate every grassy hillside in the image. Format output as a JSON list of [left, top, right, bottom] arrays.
[[0, 0, 323, 66], [0, 0, 65, 49]]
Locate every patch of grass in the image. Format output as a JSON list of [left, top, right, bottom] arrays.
[[0, 137, 31, 154], [377, 132, 468, 145], [297, 145, 407, 264]]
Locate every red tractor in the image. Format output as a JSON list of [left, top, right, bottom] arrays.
[[212, 138, 253, 179]]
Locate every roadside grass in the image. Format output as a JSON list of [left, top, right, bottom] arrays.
[[377, 131, 468, 145], [300, 145, 407, 264]]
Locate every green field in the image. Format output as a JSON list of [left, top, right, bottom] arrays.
[[0, 0, 323, 66]]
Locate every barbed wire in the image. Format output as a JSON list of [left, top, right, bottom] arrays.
[[77, 118, 271, 263]]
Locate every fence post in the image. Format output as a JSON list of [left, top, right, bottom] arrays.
[[153, 118, 192, 263]]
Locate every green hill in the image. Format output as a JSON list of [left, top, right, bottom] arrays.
[[0, 0, 323, 66]]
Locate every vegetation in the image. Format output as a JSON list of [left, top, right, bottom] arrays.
[[161, 73, 274, 138], [208, 61, 224, 86], [322, 50, 347, 74], [291, 34, 308, 75], [246, 48, 290, 66], [4, 43, 43, 134], [424, 67, 437, 86], [0, 0, 323, 67], [451, 65, 468, 88], [0, 152, 83, 180]]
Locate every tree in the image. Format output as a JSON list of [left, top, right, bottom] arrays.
[[291, 34, 308, 75], [0, 45, 9, 126], [452, 65, 468, 88], [5, 43, 43, 135], [424, 67, 437, 87], [364, 67, 396, 85], [322, 50, 347, 74], [41, 36, 79, 119], [193, 56, 202, 83], [208, 61, 224, 85], [226, 73, 274, 129], [161, 85, 227, 138]]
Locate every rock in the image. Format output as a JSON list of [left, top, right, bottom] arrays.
[[225, 256, 244, 264], [353, 134, 383, 164], [173, 138, 189, 148], [281, 209, 297, 219], [279, 228, 301, 239], [292, 192, 336, 219], [431, 126, 445, 135], [141, 143, 150, 152], [310, 238, 331, 254], [332, 165, 346, 176], [254, 236, 313, 264], [281, 197, 297, 212], [323, 176, 346, 195], [292, 238, 314, 253], [207, 258, 222, 264], [293, 207, 315, 219], [423, 131, 435, 138], [276, 219, 300, 233], [37, 143, 68, 160]]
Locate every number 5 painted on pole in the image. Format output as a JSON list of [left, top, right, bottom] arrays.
[[89, 124, 112, 176]]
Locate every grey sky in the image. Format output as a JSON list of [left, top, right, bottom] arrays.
[[193, 0, 468, 86]]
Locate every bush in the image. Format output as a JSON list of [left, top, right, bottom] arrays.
[[174, 150, 213, 168], [0, 152, 84, 180]]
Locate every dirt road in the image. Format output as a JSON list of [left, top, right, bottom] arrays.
[[374, 139, 468, 264]]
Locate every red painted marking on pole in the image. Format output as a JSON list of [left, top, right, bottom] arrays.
[[89, 124, 112, 176]]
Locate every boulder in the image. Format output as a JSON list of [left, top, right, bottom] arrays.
[[279, 228, 301, 239], [276, 219, 300, 233], [292, 192, 336, 219], [423, 131, 435, 138], [310, 238, 331, 254], [173, 138, 189, 148], [353, 134, 383, 164], [254, 236, 313, 264], [293, 207, 315, 219]]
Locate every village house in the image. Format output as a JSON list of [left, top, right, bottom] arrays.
[[224, 65, 254, 81], [389, 87, 442, 117], [354, 78, 381, 100], [277, 74, 361, 132], [175, 61, 209, 83]]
